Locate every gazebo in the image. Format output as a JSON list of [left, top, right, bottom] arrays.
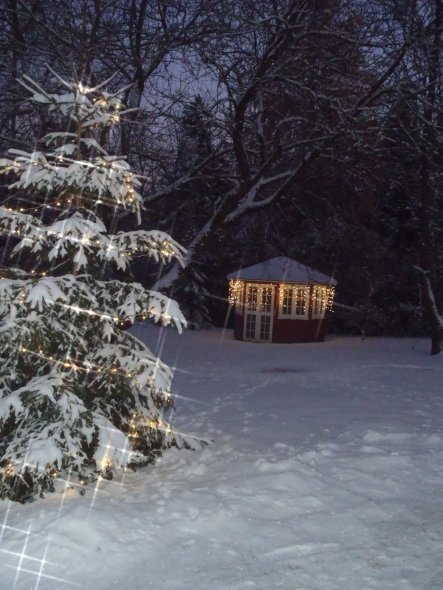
[[227, 256, 336, 343]]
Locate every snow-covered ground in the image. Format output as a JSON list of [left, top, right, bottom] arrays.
[[1, 328, 443, 590]]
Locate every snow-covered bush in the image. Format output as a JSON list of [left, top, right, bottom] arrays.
[[0, 71, 194, 502]]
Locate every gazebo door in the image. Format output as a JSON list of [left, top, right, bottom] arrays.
[[243, 283, 274, 342]]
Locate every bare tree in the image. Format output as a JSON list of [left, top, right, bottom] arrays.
[[377, 0, 443, 354], [149, 0, 419, 291]]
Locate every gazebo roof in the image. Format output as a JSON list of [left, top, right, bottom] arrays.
[[227, 256, 337, 285]]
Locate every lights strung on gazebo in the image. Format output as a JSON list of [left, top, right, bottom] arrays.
[[278, 284, 336, 314], [228, 279, 243, 306], [312, 285, 336, 313], [230, 278, 335, 314]]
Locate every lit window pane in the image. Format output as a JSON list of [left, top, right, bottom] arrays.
[[295, 288, 307, 316], [260, 287, 273, 312], [247, 286, 258, 311], [313, 286, 326, 318], [282, 287, 293, 315]]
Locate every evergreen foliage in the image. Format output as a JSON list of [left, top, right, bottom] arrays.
[[0, 72, 195, 503]]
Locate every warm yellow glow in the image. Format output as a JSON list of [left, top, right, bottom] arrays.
[[4, 462, 15, 477], [279, 284, 309, 317], [311, 285, 335, 313], [277, 283, 335, 318], [58, 302, 118, 323], [228, 279, 243, 306], [0, 221, 178, 271], [18, 345, 126, 378]]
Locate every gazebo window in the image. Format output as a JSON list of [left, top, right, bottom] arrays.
[[245, 284, 274, 312], [281, 288, 293, 315], [246, 285, 258, 311], [279, 285, 309, 319], [260, 286, 273, 312]]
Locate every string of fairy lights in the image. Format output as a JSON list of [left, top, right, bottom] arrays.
[[0, 148, 142, 226], [0, 273, 176, 330], [0, 290, 178, 484], [0, 217, 178, 262], [228, 278, 335, 315], [2, 408, 174, 481], [228, 279, 243, 307], [0, 285, 176, 382], [2, 405, 175, 481], [16, 339, 175, 396], [1, 184, 136, 214], [0, 333, 176, 482]]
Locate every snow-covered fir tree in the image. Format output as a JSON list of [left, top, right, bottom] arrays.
[[0, 71, 195, 503]]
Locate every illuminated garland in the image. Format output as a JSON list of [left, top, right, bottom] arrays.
[[277, 283, 335, 315], [2, 189, 138, 213], [0, 404, 175, 483], [17, 345, 174, 411], [19, 345, 134, 377], [0, 224, 178, 261], [0, 293, 173, 328], [311, 285, 335, 312], [229, 280, 335, 315], [0, 268, 48, 280], [279, 285, 309, 315], [228, 279, 243, 306]]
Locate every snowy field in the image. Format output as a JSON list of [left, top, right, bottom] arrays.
[[1, 327, 443, 590]]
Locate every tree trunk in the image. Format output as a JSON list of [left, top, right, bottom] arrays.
[[418, 0, 443, 355], [421, 273, 443, 355]]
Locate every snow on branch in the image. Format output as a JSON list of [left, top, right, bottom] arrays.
[[1, 151, 143, 215], [0, 208, 184, 271], [18, 73, 135, 130], [0, 205, 43, 236], [111, 229, 186, 266], [0, 273, 186, 332]]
